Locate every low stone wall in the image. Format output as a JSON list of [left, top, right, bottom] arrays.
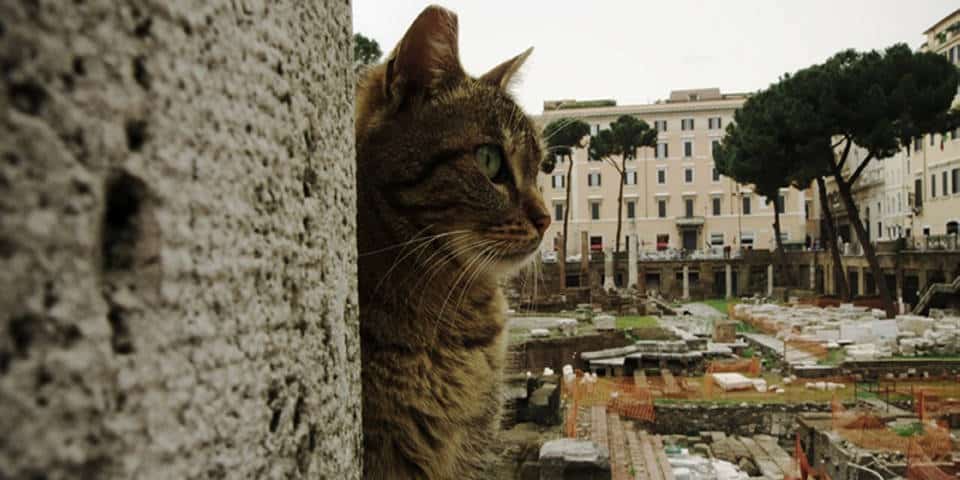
[[651, 403, 830, 440], [517, 332, 632, 372], [839, 359, 960, 379]]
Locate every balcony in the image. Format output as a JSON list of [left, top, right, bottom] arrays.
[[675, 216, 705, 228]]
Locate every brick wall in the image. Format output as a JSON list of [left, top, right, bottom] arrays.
[[0, 1, 360, 478]]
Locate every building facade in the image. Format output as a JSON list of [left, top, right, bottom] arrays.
[[537, 88, 810, 259], [914, 9, 960, 237]]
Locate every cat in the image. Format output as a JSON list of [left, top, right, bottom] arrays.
[[354, 5, 550, 479]]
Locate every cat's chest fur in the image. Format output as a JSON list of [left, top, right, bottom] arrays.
[[360, 283, 507, 479]]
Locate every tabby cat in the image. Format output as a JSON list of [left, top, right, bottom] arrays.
[[355, 5, 550, 479]]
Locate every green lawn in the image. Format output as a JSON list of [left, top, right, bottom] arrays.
[[616, 315, 659, 329], [701, 298, 734, 316]]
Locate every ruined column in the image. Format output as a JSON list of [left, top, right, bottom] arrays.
[[739, 266, 750, 296], [603, 249, 615, 290], [896, 266, 905, 314], [767, 264, 774, 296], [683, 264, 690, 300], [628, 235, 639, 288], [725, 263, 733, 299], [919, 269, 929, 292], [809, 258, 816, 291], [580, 231, 590, 287]]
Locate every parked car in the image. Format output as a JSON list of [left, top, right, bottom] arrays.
[[541, 250, 558, 263]]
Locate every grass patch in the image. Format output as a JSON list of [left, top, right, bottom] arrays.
[[701, 298, 734, 315], [735, 322, 757, 333], [616, 315, 659, 329], [891, 422, 924, 437], [819, 349, 845, 366]]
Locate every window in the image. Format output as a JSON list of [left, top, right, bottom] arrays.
[[684, 198, 694, 217], [681, 118, 695, 130], [626, 200, 636, 219], [656, 142, 669, 159], [712, 166, 720, 182], [683, 141, 693, 157], [657, 168, 666, 184], [624, 170, 637, 185], [710, 233, 724, 246], [932, 174, 937, 198], [712, 197, 721, 216], [656, 234, 669, 251], [953, 169, 960, 194], [943, 171, 949, 197], [915, 137, 922, 152], [711, 140, 720, 157], [776, 194, 785, 214], [804, 200, 811, 220], [924, 226, 931, 236], [590, 236, 603, 251], [915, 179, 923, 208], [684, 168, 693, 183], [930, 134, 935, 146], [708, 117, 722, 129], [588, 171, 601, 186], [742, 195, 751, 215], [554, 203, 564, 221], [654, 120, 667, 131], [551, 174, 565, 189], [657, 199, 667, 218], [590, 201, 600, 220], [740, 232, 754, 248]]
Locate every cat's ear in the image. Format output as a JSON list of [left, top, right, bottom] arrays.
[[481, 47, 533, 91], [384, 5, 464, 102]]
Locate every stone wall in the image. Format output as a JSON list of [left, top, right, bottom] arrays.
[[651, 403, 830, 440], [516, 332, 632, 372], [0, 1, 360, 478]]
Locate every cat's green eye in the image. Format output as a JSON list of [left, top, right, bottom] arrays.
[[476, 145, 507, 183]]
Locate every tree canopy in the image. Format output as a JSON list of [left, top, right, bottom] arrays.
[[354, 33, 383, 66], [541, 118, 591, 173], [588, 115, 657, 163]]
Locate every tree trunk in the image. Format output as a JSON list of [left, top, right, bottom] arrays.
[[772, 202, 789, 286], [562, 155, 573, 259], [558, 155, 575, 293], [833, 173, 896, 317], [816, 176, 850, 300], [614, 158, 625, 255]]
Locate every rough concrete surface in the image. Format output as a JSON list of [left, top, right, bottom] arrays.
[[0, 1, 360, 478]]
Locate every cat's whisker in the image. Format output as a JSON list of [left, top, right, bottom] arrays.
[[358, 224, 450, 257], [436, 243, 496, 322], [453, 243, 502, 317], [373, 230, 473, 294], [414, 238, 495, 314]]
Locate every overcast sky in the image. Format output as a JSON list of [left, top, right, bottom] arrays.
[[353, 1, 957, 114]]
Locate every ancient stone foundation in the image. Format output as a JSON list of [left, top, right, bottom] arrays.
[[0, 1, 360, 478]]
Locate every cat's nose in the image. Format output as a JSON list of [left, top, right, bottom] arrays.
[[530, 213, 550, 237]]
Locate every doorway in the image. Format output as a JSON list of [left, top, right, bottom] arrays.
[[682, 230, 697, 251]]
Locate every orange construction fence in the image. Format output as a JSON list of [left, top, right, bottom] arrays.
[[831, 395, 952, 459], [562, 372, 655, 438]]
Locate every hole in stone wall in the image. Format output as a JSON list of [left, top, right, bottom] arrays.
[[9, 314, 35, 357], [292, 394, 304, 429], [125, 120, 148, 151], [134, 17, 152, 37], [107, 306, 133, 354], [73, 57, 86, 76], [103, 173, 146, 271], [9, 82, 47, 115], [302, 166, 316, 198], [132, 56, 151, 90]]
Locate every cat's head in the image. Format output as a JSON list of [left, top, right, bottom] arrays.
[[356, 5, 549, 276]]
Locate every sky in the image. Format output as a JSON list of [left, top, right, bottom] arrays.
[[353, 1, 957, 114]]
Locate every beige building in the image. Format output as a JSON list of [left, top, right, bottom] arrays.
[[537, 88, 811, 261], [913, 8, 960, 238]]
